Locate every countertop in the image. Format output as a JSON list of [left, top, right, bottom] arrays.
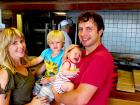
[[110, 89, 140, 102]]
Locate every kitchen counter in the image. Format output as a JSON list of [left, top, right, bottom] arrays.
[[110, 89, 140, 102], [109, 89, 140, 105]]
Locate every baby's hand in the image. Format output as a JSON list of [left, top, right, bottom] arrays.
[[40, 77, 49, 84], [61, 82, 74, 92], [61, 85, 69, 92]]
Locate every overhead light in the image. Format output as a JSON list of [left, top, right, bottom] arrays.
[[54, 12, 66, 16]]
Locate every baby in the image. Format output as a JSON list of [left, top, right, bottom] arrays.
[[53, 44, 81, 93]]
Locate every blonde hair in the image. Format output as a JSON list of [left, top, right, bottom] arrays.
[[63, 44, 81, 60], [47, 30, 65, 45], [0, 27, 27, 74]]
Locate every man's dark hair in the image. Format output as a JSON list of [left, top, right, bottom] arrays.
[[78, 11, 105, 32]]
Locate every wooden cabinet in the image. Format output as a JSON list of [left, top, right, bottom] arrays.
[[0, 0, 140, 10]]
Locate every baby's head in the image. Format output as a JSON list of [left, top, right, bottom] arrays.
[[47, 30, 65, 52], [63, 44, 81, 64]]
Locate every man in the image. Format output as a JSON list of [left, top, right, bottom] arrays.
[[53, 11, 114, 105], [59, 20, 72, 49]]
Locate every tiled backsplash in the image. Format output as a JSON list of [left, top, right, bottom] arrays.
[[100, 10, 140, 55], [68, 10, 140, 55]]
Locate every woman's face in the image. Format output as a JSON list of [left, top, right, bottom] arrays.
[[8, 36, 26, 59]]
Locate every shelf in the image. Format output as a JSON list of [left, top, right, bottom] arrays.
[[34, 29, 46, 32]]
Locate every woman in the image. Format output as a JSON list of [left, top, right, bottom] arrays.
[[0, 27, 47, 105]]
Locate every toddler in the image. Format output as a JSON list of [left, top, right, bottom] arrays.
[[26, 30, 65, 103]]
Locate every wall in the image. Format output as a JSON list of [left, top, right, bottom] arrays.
[[67, 10, 140, 58]]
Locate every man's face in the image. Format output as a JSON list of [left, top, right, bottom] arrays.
[[65, 25, 70, 33], [78, 19, 102, 48]]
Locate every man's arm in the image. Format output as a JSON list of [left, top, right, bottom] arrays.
[[53, 83, 98, 105]]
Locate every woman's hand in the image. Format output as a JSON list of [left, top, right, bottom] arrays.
[[29, 96, 48, 105]]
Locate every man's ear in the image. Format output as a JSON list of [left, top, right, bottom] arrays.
[[98, 29, 104, 37]]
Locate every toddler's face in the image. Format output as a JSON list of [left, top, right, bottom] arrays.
[[49, 39, 63, 52], [68, 47, 81, 64]]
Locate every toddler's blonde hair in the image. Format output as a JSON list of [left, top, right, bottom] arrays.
[[47, 30, 65, 45]]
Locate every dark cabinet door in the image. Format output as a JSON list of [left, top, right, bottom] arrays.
[[22, 12, 51, 56]]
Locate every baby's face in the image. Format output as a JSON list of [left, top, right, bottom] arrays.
[[68, 47, 81, 64]]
